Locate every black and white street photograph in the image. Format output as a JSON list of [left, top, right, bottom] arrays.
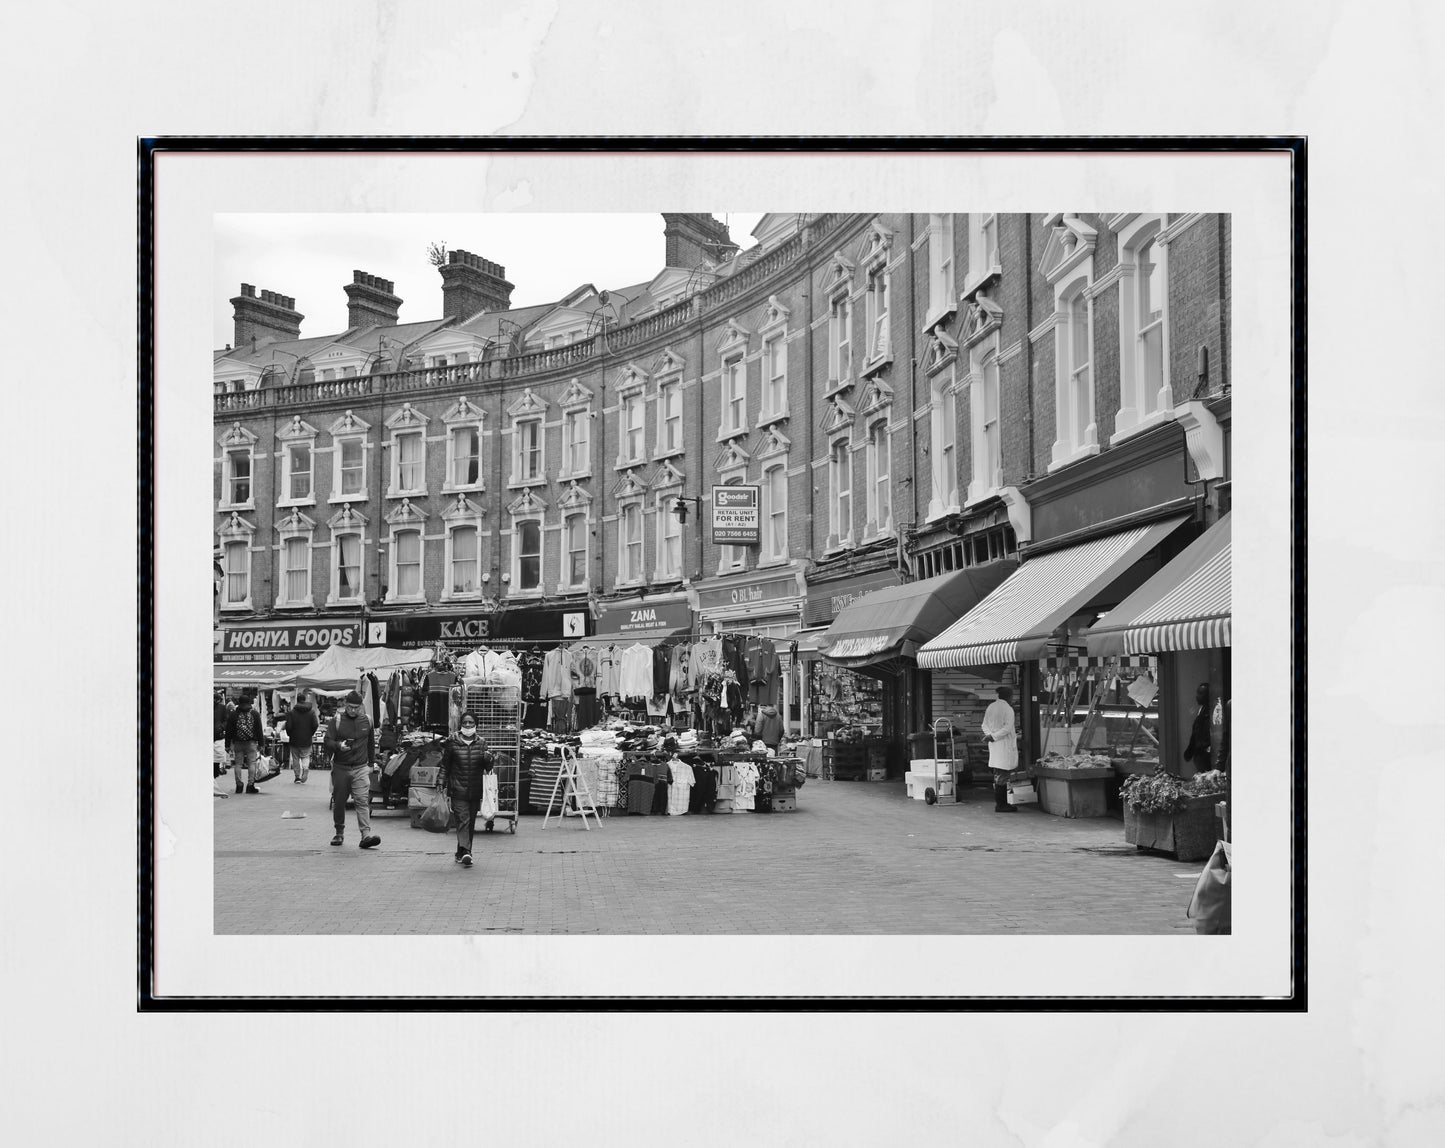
[[206, 207, 1241, 941], [16, 0, 1445, 1141]]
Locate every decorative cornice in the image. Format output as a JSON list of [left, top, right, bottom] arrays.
[[507, 488, 549, 516], [328, 409, 371, 436], [276, 507, 317, 533], [384, 498, 426, 526], [327, 504, 369, 530], [276, 415, 319, 442], [441, 395, 486, 424], [442, 493, 486, 520], [1027, 313, 1058, 344], [1039, 214, 1098, 285], [923, 328, 959, 376], [557, 481, 595, 509], [384, 401, 429, 429], [1157, 213, 1205, 246], [996, 340, 1024, 365], [1175, 401, 1225, 482], [219, 422, 257, 447], [558, 378, 595, 409], [505, 387, 548, 419]]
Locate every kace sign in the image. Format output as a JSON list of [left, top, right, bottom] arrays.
[[711, 484, 760, 546]]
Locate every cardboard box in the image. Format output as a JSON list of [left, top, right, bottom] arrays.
[[409, 764, 439, 787], [769, 794, 797, 812]]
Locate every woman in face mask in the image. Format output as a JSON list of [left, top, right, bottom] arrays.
[[437, 714, 493, 867]]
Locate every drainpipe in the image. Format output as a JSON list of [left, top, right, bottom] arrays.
[[803, 235, 817, 548], [905, 214, 920, 574], [1023, 214, 1036, 472]]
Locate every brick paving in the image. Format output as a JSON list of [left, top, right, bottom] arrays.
[[213, 774, 1201, 935]]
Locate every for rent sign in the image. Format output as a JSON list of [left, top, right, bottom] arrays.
[[711, 484, 760, 546]]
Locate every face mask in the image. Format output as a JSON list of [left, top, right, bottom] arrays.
[[460, 727, 476, 739]]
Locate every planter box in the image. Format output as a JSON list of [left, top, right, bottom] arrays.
[[1035, 765, 1113, 818], [1124, 794, 1220, 861]]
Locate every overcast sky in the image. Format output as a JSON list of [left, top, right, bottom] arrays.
[[214, 213, 765, 348]]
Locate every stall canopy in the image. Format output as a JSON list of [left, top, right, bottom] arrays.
[[212, 663, 298, 689], [816, 564, 1017, 670], [292, 644, 434, 694], [789, 628, 832, 662], [917, 515, 1190, 670], [1086, 513, 1231, 656]]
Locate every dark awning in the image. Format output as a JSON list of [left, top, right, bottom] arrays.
[[1086, 513, 1230, 655], [816, 564, 1017, 670], [918, 516, 1189, 669]]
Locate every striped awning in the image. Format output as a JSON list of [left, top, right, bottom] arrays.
[[1086, 514, 1231, 655], [917, 516, 1189, 670]]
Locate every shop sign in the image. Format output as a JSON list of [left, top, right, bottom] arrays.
[[217, 620, 361, 662], [825, 634, 892, 659], [382, 612, 494, 647], [593, 599, 692, 637], [711, 484, 760, 546], [696, 574, 796, 614], [494, 606, 590, 641], [804, 569, 900, 626]]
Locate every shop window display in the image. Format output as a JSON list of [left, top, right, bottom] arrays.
[[1038, 655, 1160, 767]]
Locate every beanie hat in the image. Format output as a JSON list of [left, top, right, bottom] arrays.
[[344, 690, 363, 704], [236, 695, 253, 707]]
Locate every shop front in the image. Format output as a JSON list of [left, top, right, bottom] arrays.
[[694, 570, 805, 734], [1085, 512, 1231, 778], [812, 565, 1016, 778], [373, 609, 499, 649]]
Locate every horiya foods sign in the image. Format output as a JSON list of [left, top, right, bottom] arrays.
[[217, 621, 361, 662]]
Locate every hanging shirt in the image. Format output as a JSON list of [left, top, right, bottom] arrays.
[[689, 637, 723, 688], [570, 645, 599, 691], [597, 646, 620, 697], [541, 648, 570, 700], [666, 758, 695, 815], [733, 760, 759, 810]]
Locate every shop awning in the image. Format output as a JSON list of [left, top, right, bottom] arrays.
[[1086, 513, 1231, 655], [789, 628, 832, 662], [212, 663, 299, 688], [917, 516, 1190, 670], [292, 644, 435, 694], [816, 564, 1017, 670]]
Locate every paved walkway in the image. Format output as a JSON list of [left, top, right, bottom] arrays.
[[214, 773, 1202, 935]]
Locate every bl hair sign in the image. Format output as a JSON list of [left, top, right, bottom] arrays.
[[711, 484, 761, 546]]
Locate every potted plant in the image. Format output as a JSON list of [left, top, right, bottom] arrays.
[[1033, 751, 1116, 818], [1121, 769, 1229, 861]]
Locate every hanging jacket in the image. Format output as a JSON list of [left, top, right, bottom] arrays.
[[438, 734, 495, 801]]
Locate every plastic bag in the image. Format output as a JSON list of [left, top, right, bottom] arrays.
[[479, 772, 499, 822], [252, 755, 282, 784], [419, 788, 452, 833], [1187, 839, 1232, 934]]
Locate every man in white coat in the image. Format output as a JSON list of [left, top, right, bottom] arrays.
[[981, 685, 1019, 813]]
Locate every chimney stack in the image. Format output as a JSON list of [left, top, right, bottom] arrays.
[[661, 214, 738, 268], [438, 250, 514, 320], [230, 283, 303, 347], [343, 270, 403, 330]]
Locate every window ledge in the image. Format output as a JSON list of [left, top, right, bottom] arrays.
[[507, 477, 548, 490], [328, 493, 368, 505], [651, 447, 684, 463], [861, 350, 893, 377], [441, 482, 487, 495], [385, 488, 428, 500], [217, 502, 255, 513], [219, 602, 253, 612], [555, 471, 591, 484], [964, 484, 1001, 508], [325, 597, 365, 608], [507, 587, 544, 599], [440, 591, 485, 603], [614, 457, 648, 472], [756, 555, 791, 569], [757, 407, 790, 429], [1047, 442, 1102, 474], [384, 594, 427, 606], [961, 266, 1001, 301], [925, 499, 961, 524], [824, 376, 855, 398], [714, 424, 749, 444], [275, 498, 315, 510], [1109, 407, 1177, 447], [923, 301, 957, 332], [271, 601, 313, 611]]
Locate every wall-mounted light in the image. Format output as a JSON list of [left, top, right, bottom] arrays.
[[672, 495, 705, 524]]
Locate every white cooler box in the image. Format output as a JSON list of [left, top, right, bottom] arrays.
[[905, 762, 958, 801]]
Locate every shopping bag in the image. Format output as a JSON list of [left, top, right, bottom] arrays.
[[1187, 839, 1232, 934], [252, 755, 282, 784], [479, 772, 499, 822], [419, 788, 452, 833]]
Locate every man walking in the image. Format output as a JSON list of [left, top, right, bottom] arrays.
[[325, 689, 380, 849], [982, 685, 1019, 813], [224, 693, 264, 794], [284, 691, 319, 784]]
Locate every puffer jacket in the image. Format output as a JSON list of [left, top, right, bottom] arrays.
[[283, 702, 319, 747], [439, 734, 494, 801]]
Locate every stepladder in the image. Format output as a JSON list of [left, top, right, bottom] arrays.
[[541, 745, 602, 830]]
